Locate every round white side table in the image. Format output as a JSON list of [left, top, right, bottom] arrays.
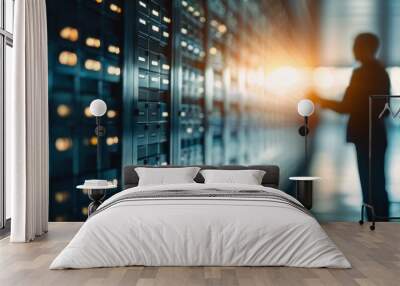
[[77, 184, 117, 216]]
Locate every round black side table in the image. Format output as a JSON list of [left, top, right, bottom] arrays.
[[77, 184, 117, 216], [289, 177, 321, 210]]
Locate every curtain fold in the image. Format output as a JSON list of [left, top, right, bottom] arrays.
[[8, 0, 49, 242]]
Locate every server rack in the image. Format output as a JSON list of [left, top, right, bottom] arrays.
[[47, 0, 123, 221], [221, 0, 244, 164], [123, 0, 172, 167], [173, 0, 207, 165], [204, 0, 227, 165]]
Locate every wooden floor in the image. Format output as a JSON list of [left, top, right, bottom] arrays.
[[0, 222, 399, 286]]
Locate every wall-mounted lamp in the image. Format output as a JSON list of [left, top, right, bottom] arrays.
[[297, 99, 315, 164], [89, 99, 107, 176]]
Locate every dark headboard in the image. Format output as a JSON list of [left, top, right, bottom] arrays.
[[123, 165, 280, 189]]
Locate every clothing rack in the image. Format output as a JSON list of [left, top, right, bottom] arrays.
[[359, 95, 400, 230]]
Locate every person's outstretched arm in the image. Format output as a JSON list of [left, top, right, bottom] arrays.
[[316, 70, 360, 114]]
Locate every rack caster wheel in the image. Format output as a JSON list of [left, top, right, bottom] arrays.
[[359, 220, 364, 225], [370, 225, 375, 231]]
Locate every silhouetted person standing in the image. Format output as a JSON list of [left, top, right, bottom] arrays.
[[311, 33, 390, 219]]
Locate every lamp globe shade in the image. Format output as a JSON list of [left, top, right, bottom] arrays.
[[89, 99, 107, 117], [297, 99, 314, 117]]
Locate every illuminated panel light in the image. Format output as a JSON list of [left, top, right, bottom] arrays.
[[200, 17, 206, 23], [85, 37, 101, 48], [181, 1, 188, 7], [139, 18, 146, 25], [58, 51, 78, 66], [82, 207, 88, 216], [152, 9, 159, 17], [84, 107, 93, 117], [107, 110, 117, 118], [209, 47, 217, 55], [107, 65, 121, 76], [162, 111, 169, 118], [181, 41, 188, 48], [162, 64, 170, 71], [112, 136, 119, 145], [57, 104, 71, 117], [163, 16, 171, 24], [210, 20, 218, 28], [218, 24, 227, 34], [151, 60, 159, 67], [84, 59, 102, 71], [163, 31, 169, 38], [55, 138, 72, 152], [152, 25, 160, 32], [95, 0, 102, 3], [151, 76, 159, 83], [108, 45, 120, 55], [55, 192, 70, 203], [138, 1, 146, 8], [193, 11, 200, 17], [59, 27, 79, 42], [188, 6, 194, 12], [106, 136, 119, 146], [109, 3, 122, 13], [162, 79, 169, 85], [181, 28, 188, 35], [89, 136, 98, 146]]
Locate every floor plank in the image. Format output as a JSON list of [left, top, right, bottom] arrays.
[[0, 222, 398, 286]]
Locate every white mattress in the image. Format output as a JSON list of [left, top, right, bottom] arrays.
[[50, 183, 351, 269]]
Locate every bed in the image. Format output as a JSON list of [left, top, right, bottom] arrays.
[[50, 165, 350, 269]]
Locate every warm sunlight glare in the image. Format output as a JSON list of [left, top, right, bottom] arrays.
[[264, 66, 310, 96]]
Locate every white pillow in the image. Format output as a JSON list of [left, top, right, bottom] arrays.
[[200, 169, 266, 185], [135, 167, 201, 186]]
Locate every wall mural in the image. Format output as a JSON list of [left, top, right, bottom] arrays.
[[47, 0, 307, 221], [50, 0, 400, 223]]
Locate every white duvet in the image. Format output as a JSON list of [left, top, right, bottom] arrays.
[[50, 183, 351, 269]]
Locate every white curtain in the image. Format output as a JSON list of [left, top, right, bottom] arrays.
[[7, 0, 49, 242]]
